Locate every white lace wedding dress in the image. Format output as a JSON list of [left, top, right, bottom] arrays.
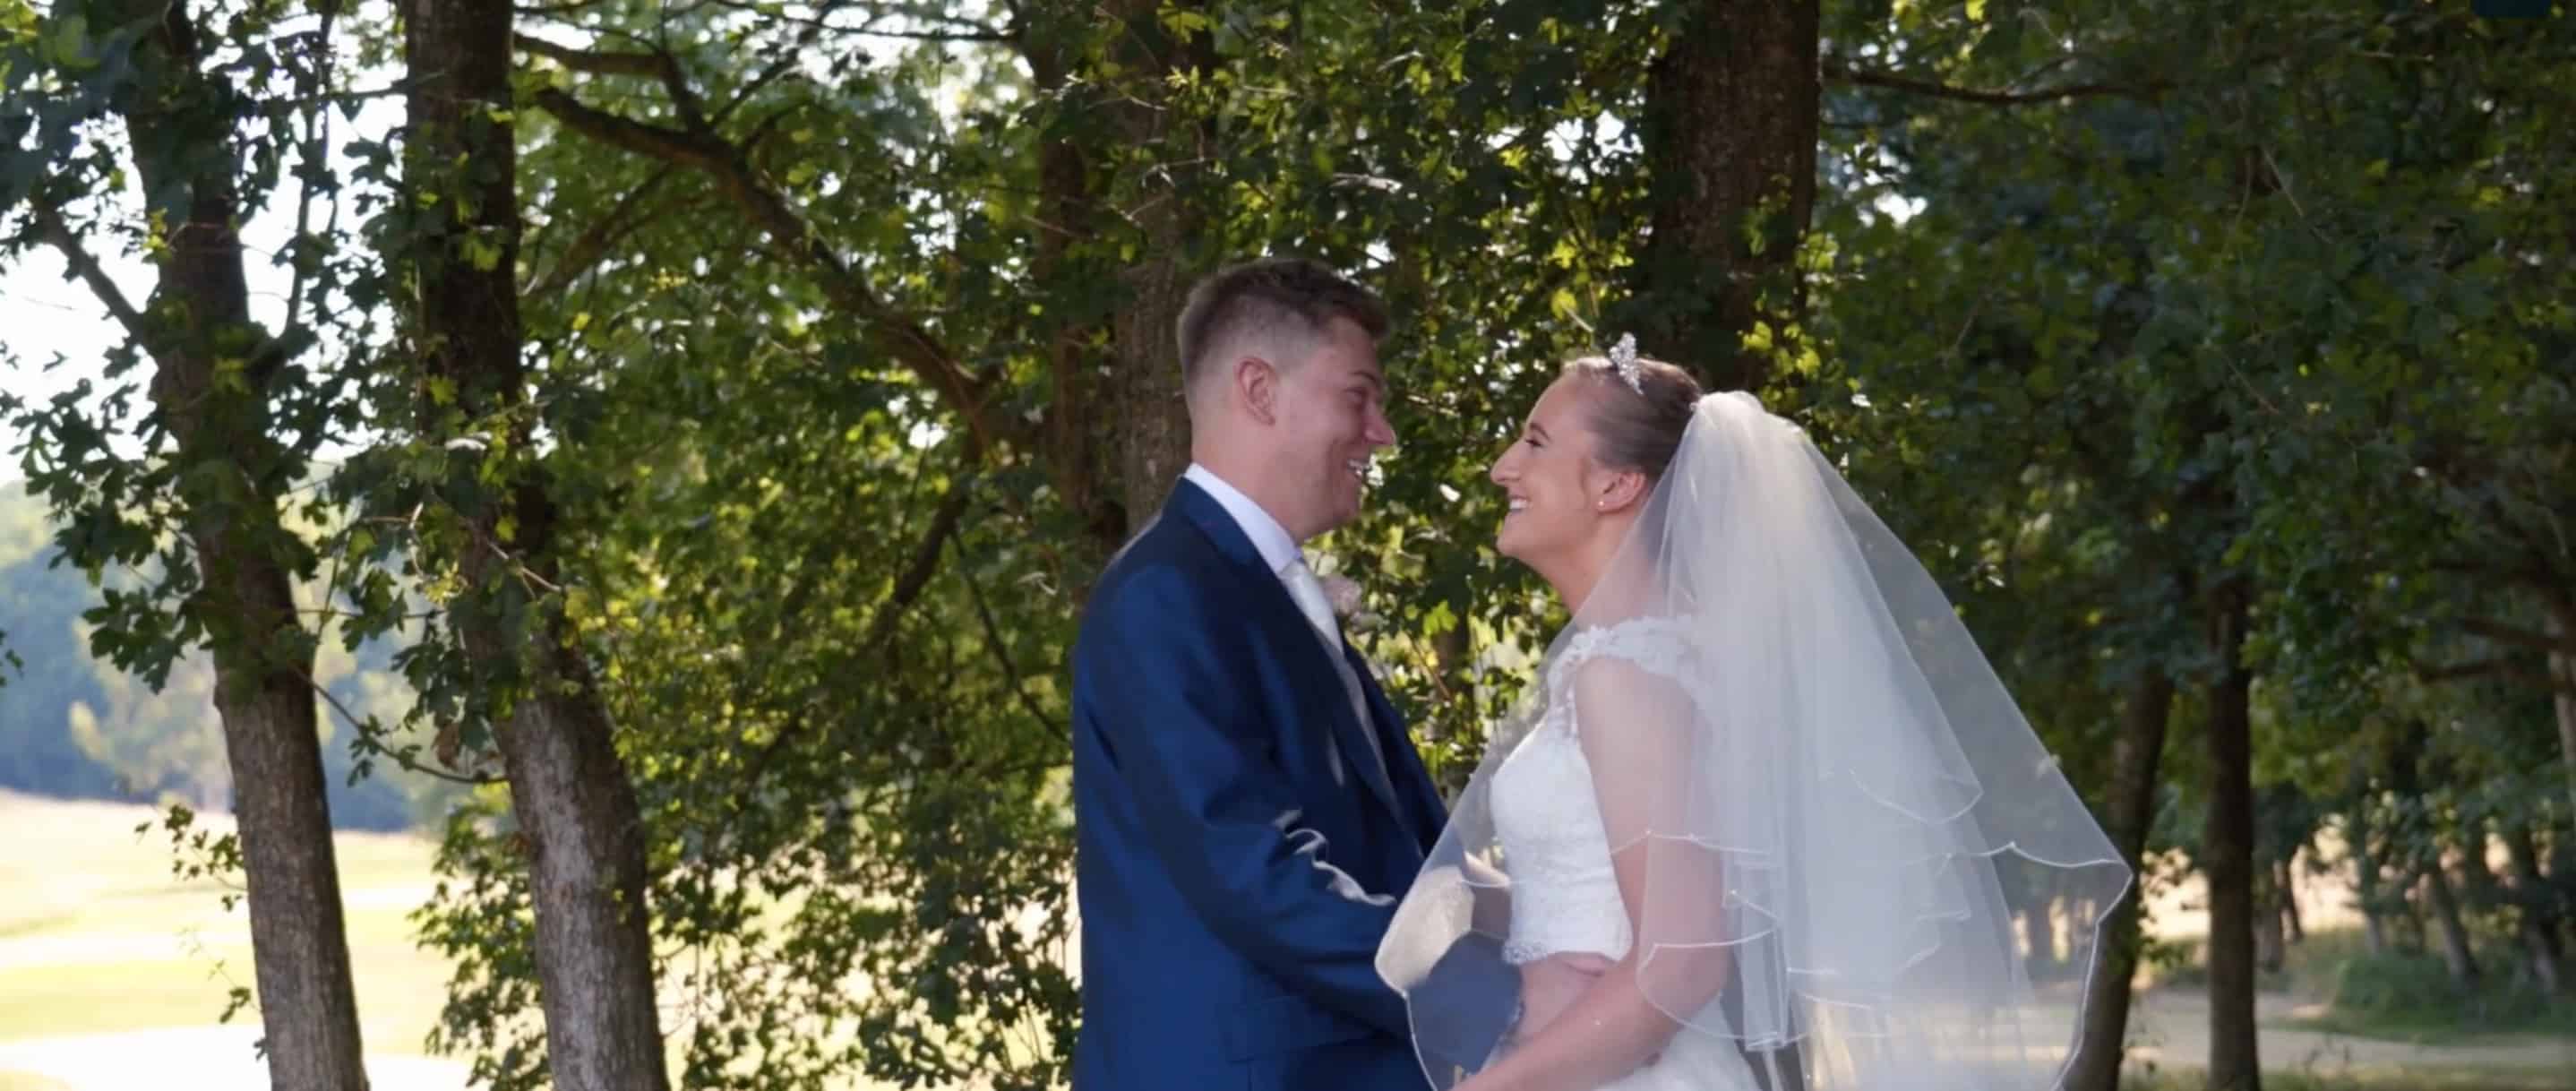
[[1486, 618, 1761, 1091]]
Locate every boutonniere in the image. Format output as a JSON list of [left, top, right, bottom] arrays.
[[1316, 572, 1384, 631]]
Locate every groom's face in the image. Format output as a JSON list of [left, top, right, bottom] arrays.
[[1267, 317, 1395, 539]]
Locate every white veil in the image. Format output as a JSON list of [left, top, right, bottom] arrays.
[[1378, 391, 2131, 1090]]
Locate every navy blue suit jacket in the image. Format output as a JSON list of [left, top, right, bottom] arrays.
[[1070, 478, 1477, 1089]]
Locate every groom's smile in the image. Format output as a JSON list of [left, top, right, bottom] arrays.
[[1267, 315, 1396, 539]]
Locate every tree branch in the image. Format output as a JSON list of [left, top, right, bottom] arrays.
[[515, 0, 612, 15], [2461, 617, 2574, 656], [861, 480, 975, 651], [512, 32, 664, 78], [527, 163, 681, 299], [2415, 655, 2521, 683], [1823, 59, 2167, 105], [2414, 655, 2576, 697], [304, 671, 502, 786], [694, 0, 1009, 39], [527, 85, 1009, 458], [957, 536, 1067, 742], [33, 205, 150, 347], [526, 85, 723, 167], [732, 477, 978, 796], [847, 27, 1012, 42]]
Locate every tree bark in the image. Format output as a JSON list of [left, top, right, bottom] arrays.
[[404, 4, 671, 1089], [2504, 822, 2566, 995], [1019, 23, 1125, 551], [2067, 667, 2175, 1091], [2355, 830, 2391, 957], [2344, 760, 2391, 956], [2022, 893, 2063, 979], [2457, 820, 2505, 918], [2253, 866, 2287, 975], [1631, 0, 1820, 392], [1100, 0, 1213, 536], [2202, 580, 2261, 1091], [2386, 721, 2477, 987], [101, 4, 369, 1088], [2423, 867, 2483, 986], [2550, 610, 2576, 818], [2278, 855, 2306, 944]]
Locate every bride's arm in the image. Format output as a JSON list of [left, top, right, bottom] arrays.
[[1461, 660, 1731, 1091]]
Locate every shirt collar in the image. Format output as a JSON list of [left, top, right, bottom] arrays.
[[1182, 463, 1302, 575]]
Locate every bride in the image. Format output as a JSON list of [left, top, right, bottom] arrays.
[[1378, 339, 2132, 1091]]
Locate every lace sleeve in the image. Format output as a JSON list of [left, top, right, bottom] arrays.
[[1546, 619, 1718, 736]]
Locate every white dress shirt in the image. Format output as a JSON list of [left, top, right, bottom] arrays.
[[1182, 467, 1394, 790]]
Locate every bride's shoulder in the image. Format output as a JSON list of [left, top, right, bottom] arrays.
[[1547, 615, 1702, 689]]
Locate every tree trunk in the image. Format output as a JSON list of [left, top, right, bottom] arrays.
[[1078, 0, 1214, 536], [2022, 894, 2063, 980], [2278, 855, 2306, 944], [2550, 610, 2576, 819], [107, 4, 369, 1088], [2457, 820, 2503, 910], [2423, 867, 2483, 986], [404, 4, 671, 1089], [2202, 580, 2261, 1091], [2385, 721, 2476, 987], [1020, 25, 1128, 553], [2066, 667, 2176, 1091], [2504, 822, 2566, 995], [1112, 253, 1196, 535], [1630, 0, 1819, 393], [2347, 791, 2391, 956], [2253, 865, 2287, 975]]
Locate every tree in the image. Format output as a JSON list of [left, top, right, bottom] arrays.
[[2, 1, 369, 1087], [386, 0, 671, 1087], [1626, 0, 1819, 393]]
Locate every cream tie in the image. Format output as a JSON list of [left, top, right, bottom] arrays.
[[1281, 558, 1387, 788], [1281, 559, 1344, 652]]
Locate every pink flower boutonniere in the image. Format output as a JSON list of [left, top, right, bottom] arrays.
[[1316, 572, 1383, 631], [1318, 573, 1363, 617]]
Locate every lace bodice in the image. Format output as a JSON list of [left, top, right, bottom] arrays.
[[1489, 617, 1711, 966]]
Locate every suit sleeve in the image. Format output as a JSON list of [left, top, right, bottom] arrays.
[[1079, 568, 1412, 1036]]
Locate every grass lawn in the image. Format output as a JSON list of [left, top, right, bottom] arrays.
[[0, 791, 451, 1052], [6, 788, 2567, 1091], [2127, 1070, 2573, 1091]]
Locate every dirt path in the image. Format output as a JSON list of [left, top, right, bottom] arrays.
[[2124, 986, 2576, 1081]]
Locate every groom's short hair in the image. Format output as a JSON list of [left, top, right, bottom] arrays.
[[1177, 258, 1389, 402]]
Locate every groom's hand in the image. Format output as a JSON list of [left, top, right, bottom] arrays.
[[1460, 855, 1512, 936], [1509, 952, 1613, 1044]]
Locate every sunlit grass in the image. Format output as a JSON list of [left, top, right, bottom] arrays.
[[2125, 1067, 2574, 1091], [0, 791, 450, 1052]]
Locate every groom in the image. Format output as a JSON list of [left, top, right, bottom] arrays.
[[1069, 258, 1512, 1089]]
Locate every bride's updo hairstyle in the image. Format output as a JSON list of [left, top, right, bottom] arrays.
[[1563, 351, 1703, 483]]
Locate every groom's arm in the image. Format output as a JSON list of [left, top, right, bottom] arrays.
[[1082, 570, 1411, 1037]]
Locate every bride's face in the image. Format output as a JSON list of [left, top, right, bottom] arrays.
[[1490, 375, 1615, 569]]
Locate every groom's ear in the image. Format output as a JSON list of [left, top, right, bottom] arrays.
[[1236, 356, 1278, 423]]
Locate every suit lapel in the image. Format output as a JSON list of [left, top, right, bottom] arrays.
[[1166, 481, 1408, 825], [1342, 642, 1425, 846]]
